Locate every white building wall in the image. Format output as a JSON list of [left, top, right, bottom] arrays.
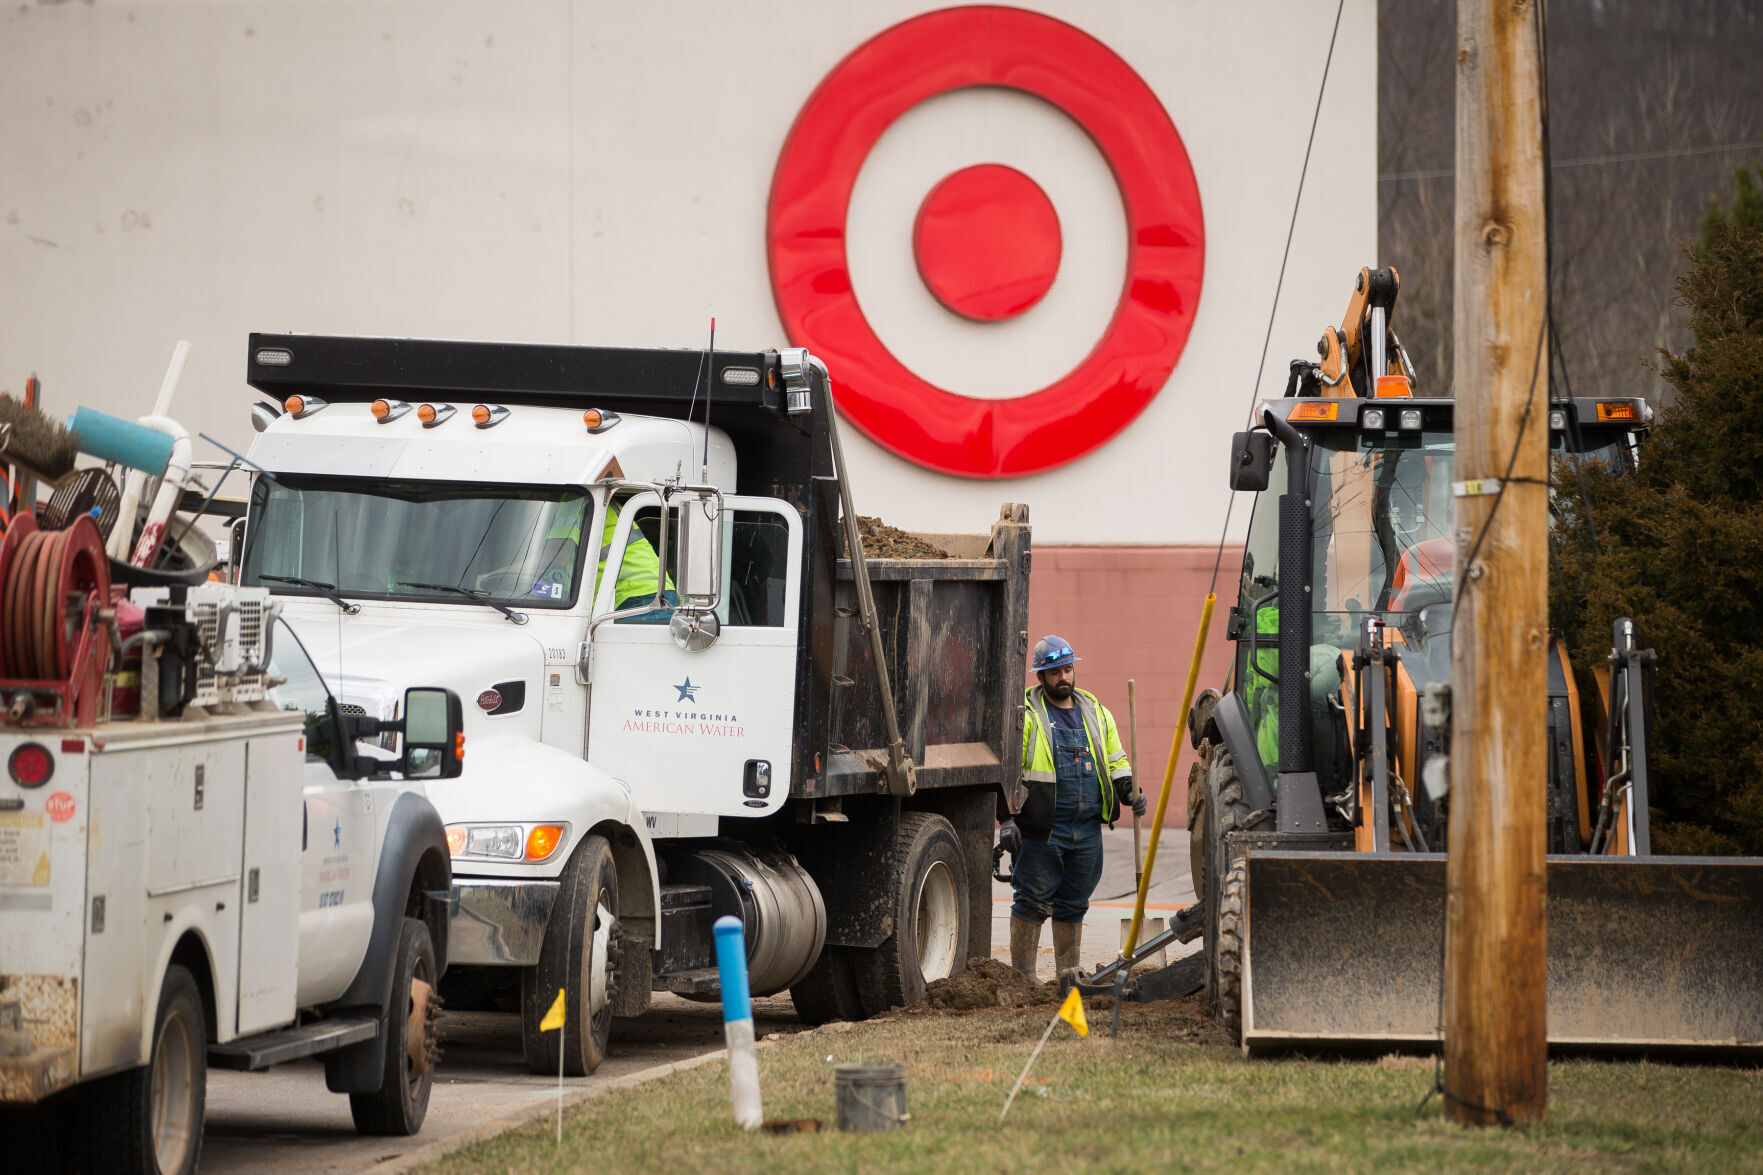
[[0, 0, 1374, 545]]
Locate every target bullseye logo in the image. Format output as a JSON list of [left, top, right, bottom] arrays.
[[914, 164, 1062, 322], [768, 5, 1205, 478]]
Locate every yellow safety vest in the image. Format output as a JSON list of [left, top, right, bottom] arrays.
[[1019, 685, 1131, 822]]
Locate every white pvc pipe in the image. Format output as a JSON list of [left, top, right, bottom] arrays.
[[109, 341, 190, 561], [128, 416, 191, 568]]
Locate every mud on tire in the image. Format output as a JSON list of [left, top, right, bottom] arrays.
[[349, 917, 439, 1136], [850, 812, 969, 1015], [522, 833, 619, 1076], [1214, 857, 1247, 1043]]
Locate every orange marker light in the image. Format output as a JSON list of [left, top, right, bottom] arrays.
[[371, 400, 392, 420], [445, 827, 467, 856], [525, 825, 565, 862], [285, 395, 306, 416], [1596, 401, 1639, 422], [455, 731, 466, 761], [418, 404, 437, 424], [583, 409, 603, 430], [472, 405, 491, 425], [1289, 401, 1340, 422], [1374, 374, 1413, 398]]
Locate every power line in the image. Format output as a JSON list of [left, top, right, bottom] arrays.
[[1380, 139, 1763, 183]]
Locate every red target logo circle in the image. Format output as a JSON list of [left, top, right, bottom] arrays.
[[767, 5, 1206, 479]]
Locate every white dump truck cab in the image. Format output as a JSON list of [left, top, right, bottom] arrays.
[[239, 335, 1031, 1076]]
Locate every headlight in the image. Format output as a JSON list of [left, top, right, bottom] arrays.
[[464, 825, 522, 859], [1362, 408, 1385, 430], [448, 823, 571, 861], [1400, 408, 1423, 430]]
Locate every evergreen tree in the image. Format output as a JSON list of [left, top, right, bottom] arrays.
[[1551, 165, 1763, 855]]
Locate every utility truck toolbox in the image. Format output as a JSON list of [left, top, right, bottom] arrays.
[[0, 494, 467, 1172], [242, 333, 1031, 1076]]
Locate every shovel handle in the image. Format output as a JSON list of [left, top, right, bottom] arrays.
[[1128, 679, 1142, 884]]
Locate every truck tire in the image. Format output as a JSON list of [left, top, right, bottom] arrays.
[[1214, 857, 1247, 1043], [522, 834, 620, 1076], [1, 1094, 66, 1171], [82, 963, 206, 1175], [850, 812, 969, 1015], [1199, 748, 1254, 1026], [789, 944, 862, 1025], [349, 917, 439, 1136]]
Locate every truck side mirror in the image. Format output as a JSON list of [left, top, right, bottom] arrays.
[[673, 492, 723, 605], [1229, 431, 1275, 492], [401, 687, 465, 780]]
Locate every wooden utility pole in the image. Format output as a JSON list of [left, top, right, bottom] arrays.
[[1444, 0, 1550, 1127]]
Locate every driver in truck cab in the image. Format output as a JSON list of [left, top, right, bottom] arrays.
[[541, 494, 677, 617]]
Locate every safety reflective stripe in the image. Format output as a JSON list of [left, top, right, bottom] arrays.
[[1022, 686, 1120, 821]]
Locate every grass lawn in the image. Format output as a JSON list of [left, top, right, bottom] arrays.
[[421, 992, 1761, 1175]]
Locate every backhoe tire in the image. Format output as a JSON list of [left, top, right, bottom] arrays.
[[1214, 858, 1247, 1044], [850, 812, 969, 1015], [349, 917, 439, 1136], [82, 963, 205, 1175], [522, 834, 620, 1076], [790, 944, 863, 1025], [1198, 748, 1254, 1027]]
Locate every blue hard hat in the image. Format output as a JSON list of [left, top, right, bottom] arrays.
[[1032, 635, 1080, 672]]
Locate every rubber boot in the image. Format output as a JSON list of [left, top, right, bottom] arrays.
[[1052, 920, 1083, 981], [1009, 916, 1042, 982]]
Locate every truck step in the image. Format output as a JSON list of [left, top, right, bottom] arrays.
[[656, 967, 721, 996], [207, 1016, 380, 1071]]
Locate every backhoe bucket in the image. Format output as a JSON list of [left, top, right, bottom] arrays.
[[1240, 850, 1763, 1056]]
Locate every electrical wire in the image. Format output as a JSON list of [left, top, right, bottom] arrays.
[[1208, 0, 1346, 599]]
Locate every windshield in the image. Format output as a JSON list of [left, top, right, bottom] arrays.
[[264, 617, 340, 762], [242, 476, 592, 609]]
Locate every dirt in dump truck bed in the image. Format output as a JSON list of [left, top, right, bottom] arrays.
[[846, 515, 951, 560]]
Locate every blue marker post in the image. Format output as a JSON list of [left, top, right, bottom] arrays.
[[713, 915, 763, 1129]]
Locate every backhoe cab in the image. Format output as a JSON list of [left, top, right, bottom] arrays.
[[1186, 266, 1763, 1055]]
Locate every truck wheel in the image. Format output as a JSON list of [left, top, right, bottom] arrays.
[[1214, 857, 1247, 1043], [789, 945, 862, 1025], [1199, 748, 1253, 1025], [349, 917, 438, 1136], [851, 812, 969, 1014], [522, 833, 620, 1076], [82, 963, 206, 1175]]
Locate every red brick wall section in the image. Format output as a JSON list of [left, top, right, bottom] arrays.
[[1023, 545, 1245, 829]]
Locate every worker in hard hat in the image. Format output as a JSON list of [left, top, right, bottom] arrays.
[[998, 635, 1144, 982]]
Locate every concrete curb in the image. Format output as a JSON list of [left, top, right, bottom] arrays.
[[377, 1020, 846, 1174], [379, 1047, 733, 1174]]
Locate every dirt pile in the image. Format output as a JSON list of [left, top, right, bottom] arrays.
[[847, 515, 950, 560], [911, 958, 1060, 1012]]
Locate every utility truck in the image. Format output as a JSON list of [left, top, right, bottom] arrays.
[[238, 334, 1031, 1074], [0, 519, 467, 1174]]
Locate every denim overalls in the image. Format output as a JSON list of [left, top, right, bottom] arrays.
[[1011, 704, 1106, 923]]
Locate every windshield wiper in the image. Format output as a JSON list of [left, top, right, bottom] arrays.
[[396, 581, 529, 625], [260, 574, 362, 615]]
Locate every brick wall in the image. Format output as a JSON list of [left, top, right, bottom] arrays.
[[1023, 545, 1244, 828]]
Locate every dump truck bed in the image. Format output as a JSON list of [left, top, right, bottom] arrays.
[[812, 509, 1030, 800]]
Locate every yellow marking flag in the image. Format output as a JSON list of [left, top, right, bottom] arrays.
[[540, 987, 566, 1032], [1057, 986, 1088, 1037]]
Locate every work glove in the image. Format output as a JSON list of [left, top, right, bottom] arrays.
[[998, 818, 1022, 856], [1116, 777, 1148, 819]]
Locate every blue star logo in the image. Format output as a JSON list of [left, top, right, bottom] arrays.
[[333, 819, 342, 848], [674, 677, 700, 703]]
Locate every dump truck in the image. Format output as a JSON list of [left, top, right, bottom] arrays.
[[1185, 266, 1763, 1055], [236, 334, 1030, 1074], [0, 519, 467, 1174]]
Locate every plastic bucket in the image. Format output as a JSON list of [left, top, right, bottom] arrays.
[[833, 1062, 908, 1131]]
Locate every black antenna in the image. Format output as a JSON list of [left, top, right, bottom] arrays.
[[702, 316, 715, 479]]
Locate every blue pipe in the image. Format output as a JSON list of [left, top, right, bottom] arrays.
[[67, 407, 175, 476]]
